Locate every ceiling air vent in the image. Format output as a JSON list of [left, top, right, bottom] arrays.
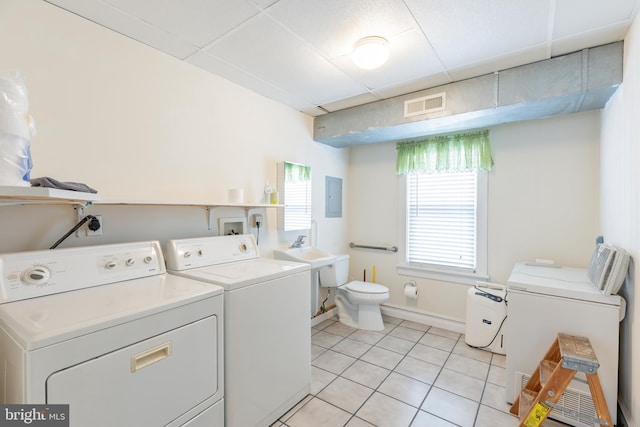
[[404, 92, 446, 117]]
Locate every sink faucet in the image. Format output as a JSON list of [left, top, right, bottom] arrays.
[[290, 235, 306, 248]]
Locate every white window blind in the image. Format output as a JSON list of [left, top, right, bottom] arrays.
[[407, 171, 477, 270], [284, 180, 311, 231]]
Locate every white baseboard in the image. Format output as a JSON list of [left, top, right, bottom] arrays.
[[381, 303, 465, 334], [311, 304, 465, 334], [310, 307, 338, 327]]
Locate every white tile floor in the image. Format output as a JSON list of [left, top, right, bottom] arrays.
[[271, 315, 570, 427]]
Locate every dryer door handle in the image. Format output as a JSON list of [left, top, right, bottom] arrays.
[[131, 342, 172, 373]]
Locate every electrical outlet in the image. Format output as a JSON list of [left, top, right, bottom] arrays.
[[252, 214, 263, 227], [86, 215, 103, 236]]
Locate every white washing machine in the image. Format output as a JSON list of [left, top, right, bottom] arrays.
[[165, 234, 311, 427], [0, 241, 224, 427], [506, 262, 625, 426]]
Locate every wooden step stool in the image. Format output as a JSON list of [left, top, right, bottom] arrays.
[[509, 332, 612, 427]]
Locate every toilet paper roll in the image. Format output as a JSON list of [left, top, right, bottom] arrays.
[[228, 188, 244, 203], [404, 284, 418, 299]]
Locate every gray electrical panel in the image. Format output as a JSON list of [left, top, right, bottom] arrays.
[[325, 176, 342, 218]]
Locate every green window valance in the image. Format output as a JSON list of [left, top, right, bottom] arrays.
[[396, 130, 494, 175], [284, 161, 311, 182]]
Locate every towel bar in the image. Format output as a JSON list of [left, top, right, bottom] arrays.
[[349, 242, 398, 252]]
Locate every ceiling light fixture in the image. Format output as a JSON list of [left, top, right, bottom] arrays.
[[352, 36, 389, 70]]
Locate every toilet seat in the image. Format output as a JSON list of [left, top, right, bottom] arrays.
[[344, 281, 388, 294]]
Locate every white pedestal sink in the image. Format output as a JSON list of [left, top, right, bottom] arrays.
[[273, 247, 336, 317]]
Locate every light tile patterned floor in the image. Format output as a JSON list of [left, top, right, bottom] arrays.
[[271, 315, 569, 427]]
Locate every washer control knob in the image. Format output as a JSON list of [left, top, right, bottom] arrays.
[[197, 250, 203, 257], [239, 243, 248, 253], [184, 251, 192, 258], [105, 261, 117, 269], [143, 256, 153, 264], [22, 266, 51, 285], [126, 258, 135, 266]]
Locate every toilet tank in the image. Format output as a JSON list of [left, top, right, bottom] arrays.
[[319, 254, 349, 287]]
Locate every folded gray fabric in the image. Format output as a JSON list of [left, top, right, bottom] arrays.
[[30, 176, 97, 193]]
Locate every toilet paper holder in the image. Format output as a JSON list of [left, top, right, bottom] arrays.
[[404, 280, 418, 299]]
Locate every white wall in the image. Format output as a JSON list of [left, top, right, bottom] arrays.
[[0, 0, 349, 256], [601, 11, 640, 426], [348, 111, 601, 323]]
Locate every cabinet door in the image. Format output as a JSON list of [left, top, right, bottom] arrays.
[[47, 315, 219, 427]]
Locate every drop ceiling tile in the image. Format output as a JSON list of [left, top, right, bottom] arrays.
[[551, 23, 629, 57], [187, 51, 322, 113], [447, 44, 548, 82], [330, 29, 445, 91], [553, 0, 638, 39], [45, 0, 198, 58], [250, 0, 280, 9], [371, 74, 452, 100], [267, 0, 419, 58], [202, 14, 367, 106], [103, 0, 260, 48], [407, 0, 550, 69]]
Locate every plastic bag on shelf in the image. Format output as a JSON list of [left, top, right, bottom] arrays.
[[0, 70, 36, 186]]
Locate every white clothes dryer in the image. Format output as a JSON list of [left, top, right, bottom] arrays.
[[165, 234, 310, 427], [0, 241, 224, 427]]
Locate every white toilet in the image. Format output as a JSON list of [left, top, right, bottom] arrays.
[[319, 254, 390, 331]]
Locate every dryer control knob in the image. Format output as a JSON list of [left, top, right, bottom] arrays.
[[22, 266, 51, 285], [143, 256, 153, 264], [126, 258, 135, 266], [105, 261, 117, 269], [184, 251, 192, 258]]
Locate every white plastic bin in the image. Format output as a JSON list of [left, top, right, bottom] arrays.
[[464, 282, 507, 355]]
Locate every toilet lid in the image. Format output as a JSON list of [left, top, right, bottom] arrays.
[[345, 281, 388, 294]]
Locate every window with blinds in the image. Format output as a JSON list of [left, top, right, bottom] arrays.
[[284, 180, 311, 231], [406, 171, 477, 271]]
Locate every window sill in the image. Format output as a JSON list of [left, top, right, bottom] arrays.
[[396, 264, 489, 286]]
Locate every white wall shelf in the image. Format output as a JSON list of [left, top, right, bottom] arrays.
[[0, 187, 283, 208], [96, 200, 283, 208], [0, 186, 99, 205]]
